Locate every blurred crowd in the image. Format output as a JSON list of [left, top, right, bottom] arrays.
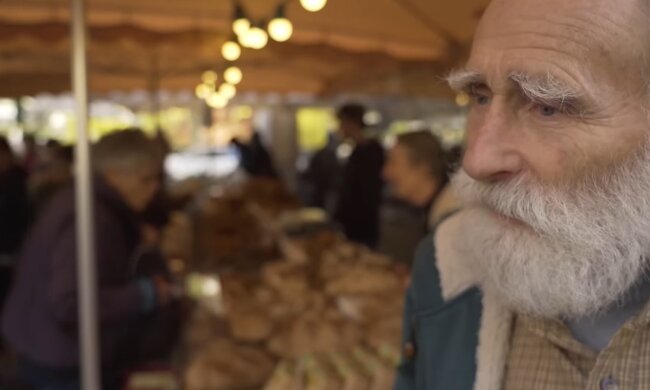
[[0, 103, 456, 390], [0, 129, 181, 390], [300, 103, 461, 250]]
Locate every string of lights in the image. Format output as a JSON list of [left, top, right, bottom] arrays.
[[194, 0, 329, 108]]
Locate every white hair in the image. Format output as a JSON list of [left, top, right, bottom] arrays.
[[446, 69, 484, 92], [452, 138, 650, 320]]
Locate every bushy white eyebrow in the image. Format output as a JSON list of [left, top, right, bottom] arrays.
[[446, 68, 589, 114], [446, 69, 484, 92], [508, 71, 580, 107]]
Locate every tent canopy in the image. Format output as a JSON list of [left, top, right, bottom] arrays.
[[0, 0, 489, 97]]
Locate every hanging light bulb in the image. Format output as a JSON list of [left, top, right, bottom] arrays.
[[195, 83, 212, 99], [207, 92, 228, 109], [252, 27, 269, 49], [233, 18, 250, 36], [455, 92, 470, 107], [224, 66, 243, 85], [238, 30, 252, 48], [232, 3, 250, 36], [268, 19, 293, 42], [201, 70, 218, 85], [300, 0, 327, 12], [243, 25, 268, 50], [219, 83, 237, 100], [268, 5, 293, 42], [221, 40, 242, 61]]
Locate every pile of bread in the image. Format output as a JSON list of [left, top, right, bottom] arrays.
[[184, 231, 405, 390], [194, 195, 280, 273], [263, 346, 400, 390], [239, 178, 302, 217], [193, 178, 304, 274]]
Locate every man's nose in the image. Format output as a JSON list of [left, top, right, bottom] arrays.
[[463, 102, 523, 182]]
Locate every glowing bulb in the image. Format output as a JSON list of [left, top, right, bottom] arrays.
[[268, 18, 293, 42], [455, 92, 470, 107], [195, 84, 212, 99], [364, 110, 383, 126], [300, 0, 327, 12], [224, 66, 243, 85], [202, 278, 221, 296], [207, 92, 228, 109], [337, 143, 353, 160], [233, 18, 250, 36], [238, 33, 250, 48], [219, 83, 237, 99], [242, 27, 268, 50], [221, 40, 241, 61], [49, 112, 67, 129], [201, 70, 218, 85]]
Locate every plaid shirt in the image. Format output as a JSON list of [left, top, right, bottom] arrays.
[[504, 303, 650, 390]]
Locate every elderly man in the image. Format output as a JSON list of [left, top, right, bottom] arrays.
[[395, 0, 650, 389], [3, 130, 172, 390]]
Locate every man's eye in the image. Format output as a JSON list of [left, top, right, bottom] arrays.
[[471, 94, 490, 105], [538, 105, 558, 117]]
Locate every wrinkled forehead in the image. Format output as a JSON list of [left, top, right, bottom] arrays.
[[469, 0, 648, 90]]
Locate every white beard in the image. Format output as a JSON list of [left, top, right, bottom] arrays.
[[452, 144, 650, 320]]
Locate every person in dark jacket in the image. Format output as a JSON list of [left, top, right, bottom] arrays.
[[304, 133, 341, 214], [231, 132, 278, 178], [0, 137, 29, 256], [21, 135, 38, 175], [0, 137, 29, 317], [141, 130, 172, 230], [29, 142, 74, 216], [333, 103, 385, 248], [2, 129, 173, 390]]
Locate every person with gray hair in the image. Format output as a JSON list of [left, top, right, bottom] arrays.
[[3, 129, 173, 390], [395, 0, 650, 389], [92, 129, 162, 212], [383, 131, 459, 229]]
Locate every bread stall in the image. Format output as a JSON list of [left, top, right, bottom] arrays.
[[178, 178, 407, 390]]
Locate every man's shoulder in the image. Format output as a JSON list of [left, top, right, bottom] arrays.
[[409, 233, 446, 311], [410, 213, 482, 311], [413, 233, 436, 274]]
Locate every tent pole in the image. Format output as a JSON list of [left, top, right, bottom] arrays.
[[71, 0, 101, 389], [149, 51, 161, 132]]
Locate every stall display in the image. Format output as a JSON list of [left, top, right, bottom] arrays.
[[193, 178, 301, 272], [185, 339, 276, 390], [182, 179, 406, 390], [263, 345, 400, 390]]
